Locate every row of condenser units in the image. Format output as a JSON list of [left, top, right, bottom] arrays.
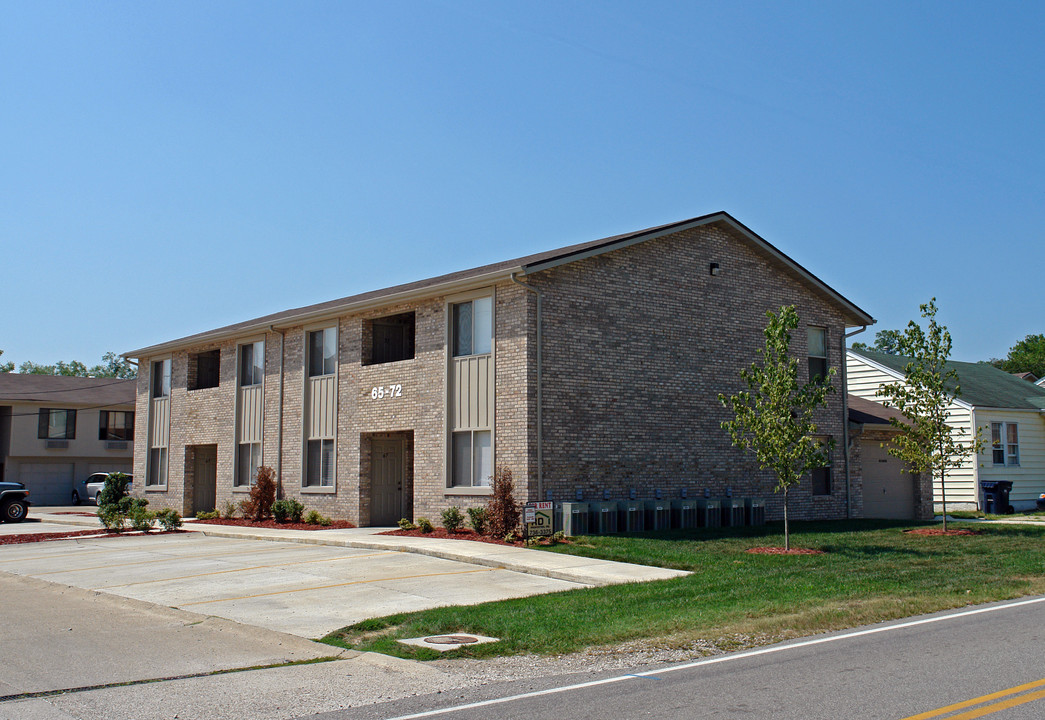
[[556, 498, 767, 536]]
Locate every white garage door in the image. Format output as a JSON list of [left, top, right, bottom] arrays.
[[20, 463, 75, 506], [862, 441, 915, 519]]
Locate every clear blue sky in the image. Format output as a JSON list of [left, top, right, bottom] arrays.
[[3, 1, 1042, 368]]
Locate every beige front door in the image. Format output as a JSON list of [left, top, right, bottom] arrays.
[[371, 438, 404, 526]]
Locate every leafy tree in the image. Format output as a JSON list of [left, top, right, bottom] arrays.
[[0, 350, 12, 373], [993, 334, 1045, 378], [719, 305, 834, 551], [876, 299, 982, 530], [12, 352, 135, 378], [851, 328, 903, 355]]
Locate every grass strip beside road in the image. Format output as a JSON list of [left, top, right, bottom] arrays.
[[320, 520, 1045, 660]]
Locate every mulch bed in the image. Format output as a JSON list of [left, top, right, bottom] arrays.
[[0, 528, 188, 545], [379, 527, 565, 547], [50, 511, 98, 517], [192, 518, 356, 531], [746, 547, 825, 555], [904, 528, 981, 536]]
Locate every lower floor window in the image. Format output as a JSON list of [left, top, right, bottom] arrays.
[[991, 422, 1020, 466], [236, 443, 261, 486], [147, 447, 168, 486], [306, 438, 334, 487], [811, 436, 832, 496], [452, 430, 492, 487]]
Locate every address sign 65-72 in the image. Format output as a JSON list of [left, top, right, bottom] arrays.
[[370, 384, 403, 400]]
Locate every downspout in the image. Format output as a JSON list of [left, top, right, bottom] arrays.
[[842, 326, 868, 518], [270, 326, 286, 499], [510, 273, 544, 501]]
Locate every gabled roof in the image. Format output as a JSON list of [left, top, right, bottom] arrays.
[[848, 348, 1045, 411], [0, 374, 136, 407], [848, 394, 908, 426], [126, 211, 875, 358]]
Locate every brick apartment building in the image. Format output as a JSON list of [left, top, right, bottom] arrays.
[[124, 212, 874, 525]]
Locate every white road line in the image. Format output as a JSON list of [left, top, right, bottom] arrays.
[[382, 595, 1045, 720]]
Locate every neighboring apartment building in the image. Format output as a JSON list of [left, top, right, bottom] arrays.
[[847, 348, 1045, 511], [124, 212, 875, 524], [0, 374, 136, 505]]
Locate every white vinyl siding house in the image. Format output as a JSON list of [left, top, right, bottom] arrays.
[[975, 410, 1045, 506]]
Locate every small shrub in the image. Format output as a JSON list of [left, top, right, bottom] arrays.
[[98, 506, 126, 532], [441, 506, 464, 532], [97, 472, 131, 508], [238, 499, 253, 518], [129, 507, 156, 532], [485, 466, 519, 538], [504, 531, 517, 544], [467, 506, 488, 534], [272, 499, 292, 523], [155, 509, 182, 531], [196, 509, 219, 520], [318, 515, 331, 526], [417, 517, 434, 533], [550, 530, 566, 544], [248, 466, 277, 521], [398, 518, 418, 530], [304, 509, 323, 525], [221, 500, 237, 519]]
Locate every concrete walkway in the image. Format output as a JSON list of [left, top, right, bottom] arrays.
[[24, 507, 688, 587]]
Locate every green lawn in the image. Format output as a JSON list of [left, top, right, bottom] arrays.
[[320, 520, 1045, 660]]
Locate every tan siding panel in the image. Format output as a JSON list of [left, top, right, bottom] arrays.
[[150, 398, 170, 447], [452, 355, 492, 430], [309, 375, 336, 439], [238, 385, 264, 442]]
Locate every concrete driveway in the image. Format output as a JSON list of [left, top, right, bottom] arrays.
[[0, 531, 587, 638]]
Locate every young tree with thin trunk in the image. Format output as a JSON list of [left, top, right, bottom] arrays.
[[719, 306, 834, 551], [876, 299, 981, 530]]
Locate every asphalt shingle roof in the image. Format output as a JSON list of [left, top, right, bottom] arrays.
[[0, 374, 136, 407], [849, 348, 1045, 411]]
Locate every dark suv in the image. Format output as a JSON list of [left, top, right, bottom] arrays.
[[0, 481, 31, 522]]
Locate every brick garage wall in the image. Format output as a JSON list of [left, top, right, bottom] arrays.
[[524, 224, 855, 522]]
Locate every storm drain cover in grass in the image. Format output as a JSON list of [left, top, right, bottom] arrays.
[[399, 634, 499, 652]]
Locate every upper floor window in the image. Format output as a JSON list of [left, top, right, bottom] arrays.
[[152, 359, 171, 398], [38, 409, 76, 440], [239, 341, 265, 387], [807, 327, 828, 383], [307, 327, 337, 377], [188, 350, 220, 391], [991, 422, 1019, 466], [99, 411, 134, 441], [452, 296, 492, 357], [365, 312, 415, 365]]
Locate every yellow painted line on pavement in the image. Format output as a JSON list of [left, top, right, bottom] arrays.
[[181, 567, 497, 606], [96, 551, 400, 588], [900, 677, 1045, 719]]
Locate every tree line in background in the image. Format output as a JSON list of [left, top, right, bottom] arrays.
[[853, 330, 1045, 379], [0, 350, 136, 378]]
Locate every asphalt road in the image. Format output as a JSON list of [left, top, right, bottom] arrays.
[[321, 596, 1045, 720]]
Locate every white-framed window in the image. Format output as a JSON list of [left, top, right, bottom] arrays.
[[452, 430, 492, 487], [236, 442, 261, 486], [147, 447, 168, 486], [808, 327, 828, 382], [991, 422, 1020, 466], [38, 408, 76, 439], [307, 327, 337, 377], [239, 340, 265, 387], [152, 358, 171, 398], [305, 438, 335, 487], [99, 411, 134, 441], [452, 296, 493, 357]]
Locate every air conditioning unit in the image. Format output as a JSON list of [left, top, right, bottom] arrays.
[[643, 500, 670, 531], [559, 502, 589, 536], [106, 441, 128, 450], [720, 498, 746, 527], [697, 499, 721, 528], [618, 500, 644, 532], [589, 502, 619, 534], [45, 440, 69, 449], [671, 500, 697, 529], [744, 498, 766, 526]]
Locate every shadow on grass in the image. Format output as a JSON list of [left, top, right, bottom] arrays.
[[608, 518, 929, 543]]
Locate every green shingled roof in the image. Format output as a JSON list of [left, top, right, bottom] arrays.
[[849, 348, 1045, 411]]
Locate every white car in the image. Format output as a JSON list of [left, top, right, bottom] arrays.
[[74, 473, 133, 505]]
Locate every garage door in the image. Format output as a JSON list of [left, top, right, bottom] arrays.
[[20, 463, 75, 506], [862, 441, 915, 519]]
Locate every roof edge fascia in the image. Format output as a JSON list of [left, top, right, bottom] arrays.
[[522, 212, 876, 327], [124, 266, 522, 359], [846, 349, 975, 411]]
